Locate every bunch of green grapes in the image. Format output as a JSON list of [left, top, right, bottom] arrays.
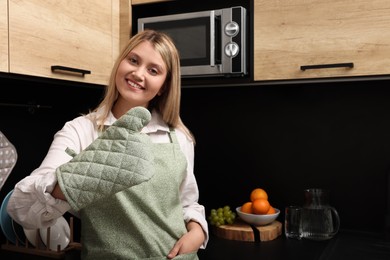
[[208, 205, 236, 227]]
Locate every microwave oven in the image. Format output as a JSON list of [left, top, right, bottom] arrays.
[[137, 6, 247, 78]]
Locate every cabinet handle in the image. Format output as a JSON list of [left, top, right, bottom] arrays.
[[51, 65, 91, 76], [300, 62, 354, 71]]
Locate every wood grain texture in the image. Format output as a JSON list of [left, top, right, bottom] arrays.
[[254, 0, 390, 81], [8, 0, 116, 85], [0, 0, 8, 72], [212, 219, 282, 242]]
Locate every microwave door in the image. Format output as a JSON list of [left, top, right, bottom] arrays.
[[138, 11, 221, 77], [181, 10, 221, 76]]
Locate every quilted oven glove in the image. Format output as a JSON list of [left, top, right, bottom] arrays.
[[56, 106, 154, 211]]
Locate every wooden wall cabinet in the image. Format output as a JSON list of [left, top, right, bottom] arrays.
[[132, 0, 172, 5], [254, 0, 390, 81], [6, 0, 127, 85], [0, 0, 8, 72]]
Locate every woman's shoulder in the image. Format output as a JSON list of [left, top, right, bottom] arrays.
[[58, 112, 100, 140], [174, 127, 191, 140], [174, 127, 195, 150], [65, 112, 97, 128], [54, 112, 100, 150]]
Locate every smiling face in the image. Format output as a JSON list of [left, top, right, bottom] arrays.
[[113, 41, 167, 117]]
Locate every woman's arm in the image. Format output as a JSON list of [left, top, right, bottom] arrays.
[[176, 129, 209, 248], [7, 116, 96, 229], [51, 183, 67, 201], [177, 131, 209, 242]]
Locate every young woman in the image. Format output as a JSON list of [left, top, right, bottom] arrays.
[[7, 30, 208, 259]]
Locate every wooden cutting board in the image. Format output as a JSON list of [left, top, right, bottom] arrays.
[[212, 219, 282, 242]]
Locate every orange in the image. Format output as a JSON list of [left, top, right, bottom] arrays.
[[250, 188, 268, 202], [252, 198, 270, 215], [241, 202, 253, 214], [266, 205, 276, 215]]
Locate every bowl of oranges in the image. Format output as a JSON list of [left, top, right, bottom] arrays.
[[236, 188, 280, 226]]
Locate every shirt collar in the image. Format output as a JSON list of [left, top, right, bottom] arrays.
[[100, 108, 169, 134], [141, 109, 170, 134]]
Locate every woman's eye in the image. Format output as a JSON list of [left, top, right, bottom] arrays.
[[128, 57, 138, 64], [149, 68, 158, 75]]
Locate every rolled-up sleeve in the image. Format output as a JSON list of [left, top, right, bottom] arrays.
[[8, 172, 71, 229], [7, 116, 96, 229]]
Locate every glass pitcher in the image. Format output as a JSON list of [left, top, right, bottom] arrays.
[[301, 188, 340, 240]]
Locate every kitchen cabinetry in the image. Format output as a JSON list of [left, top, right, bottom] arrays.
[[132, 0, 171, 5], [254, 0, 390, 81], [0, 0, 8, 72], [7, 0, 124, 85]]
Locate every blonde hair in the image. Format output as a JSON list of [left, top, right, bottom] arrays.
[[93, 30, 194, 142]]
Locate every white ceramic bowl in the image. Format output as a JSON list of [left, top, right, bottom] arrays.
[[236, 206, 280, 226], [24, 228, 42, 247], [39, 216, 70, 251]]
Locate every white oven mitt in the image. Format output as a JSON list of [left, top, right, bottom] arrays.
[[56, 107, 155, 211], [0, 131, 17, 190]]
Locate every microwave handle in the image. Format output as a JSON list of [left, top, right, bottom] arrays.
[[210, 11, 215, 67]]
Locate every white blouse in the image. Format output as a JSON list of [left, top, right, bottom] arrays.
[[7, 109, 208, 247]]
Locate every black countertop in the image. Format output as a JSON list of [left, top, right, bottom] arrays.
[[198, 234, 326, 260], [1, 230, 390, 260], [198, 229, 390, 260]]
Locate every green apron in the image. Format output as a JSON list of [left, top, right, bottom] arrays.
[[79, 130, 199, 260]]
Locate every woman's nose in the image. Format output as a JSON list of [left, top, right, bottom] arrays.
[[132, 68, 145, 81]]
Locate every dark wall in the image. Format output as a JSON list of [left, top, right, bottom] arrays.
[[1, 76, 389, 245], [180, 79, 390, 235], [130, 0, 390, 235], [0, 75, 105, 212]]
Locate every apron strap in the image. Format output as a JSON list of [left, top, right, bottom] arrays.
[[168, 128, 179, 144]]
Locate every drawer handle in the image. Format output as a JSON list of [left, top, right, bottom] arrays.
[[51, 65, 91, 76], [300, 62, 354, 71]]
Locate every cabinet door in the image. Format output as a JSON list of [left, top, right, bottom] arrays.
[[254, 0, 390, 81], [8, 0, 114, 85], [0, 0, 8, 72], [132, 0, 172, 5]]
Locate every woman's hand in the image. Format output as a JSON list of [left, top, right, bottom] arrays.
[[167, 221, 205, 259]]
